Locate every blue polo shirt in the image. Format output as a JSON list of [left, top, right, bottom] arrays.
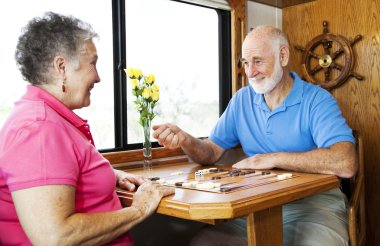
[[209, 72, 354, 156]]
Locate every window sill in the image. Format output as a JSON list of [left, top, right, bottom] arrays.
[[102, 147, 188, 170]]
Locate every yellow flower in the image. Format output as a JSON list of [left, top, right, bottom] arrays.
[[142, 88, 152, 99], [134, 69, 143, 79], [124, 68, 135, 78], [130, 79, 139, 89], [145, 74, 155, 84], [152, 91, 159, 101], [152, 84, 159, 92], [125, 67, 159, 127]]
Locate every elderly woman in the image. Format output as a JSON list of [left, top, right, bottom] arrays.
[[0, 12, 173, 245]]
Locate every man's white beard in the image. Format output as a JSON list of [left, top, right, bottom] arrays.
[[248, 59, 283, 94]]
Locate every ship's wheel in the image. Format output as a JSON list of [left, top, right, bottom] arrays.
[[295, 21, 364, 90]]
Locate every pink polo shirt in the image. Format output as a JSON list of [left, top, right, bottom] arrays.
[[0, 85, 133, 245]]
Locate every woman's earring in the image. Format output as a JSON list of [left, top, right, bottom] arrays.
[[62, 80, 66, 93]]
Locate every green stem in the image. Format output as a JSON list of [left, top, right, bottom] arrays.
[[142, 119, 152, 157]]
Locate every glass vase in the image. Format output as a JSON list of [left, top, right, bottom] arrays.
[[142, 119, 152, 178]]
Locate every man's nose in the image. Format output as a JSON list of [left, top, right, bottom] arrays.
[[245, 63, 259, 78]]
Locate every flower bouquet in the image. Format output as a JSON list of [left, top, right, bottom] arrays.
[[124, 68, 159, 176]]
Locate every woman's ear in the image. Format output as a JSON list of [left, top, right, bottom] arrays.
[[53, 56, 66, 75], [279, 46, 290, 67]]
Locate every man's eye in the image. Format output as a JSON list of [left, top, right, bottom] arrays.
[[255, 60, 263, 65]]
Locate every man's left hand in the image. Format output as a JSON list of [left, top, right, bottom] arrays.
[[233, 153, 276, 169]]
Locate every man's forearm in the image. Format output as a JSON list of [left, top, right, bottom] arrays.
[[180, 135, 222, 164], [273, 142, 357, 178]]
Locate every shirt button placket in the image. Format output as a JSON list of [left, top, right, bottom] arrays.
[[266, 115, 272, 135]]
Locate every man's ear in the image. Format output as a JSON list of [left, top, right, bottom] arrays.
[[279, 46, 290, 67], [53, 56, 66, 75]]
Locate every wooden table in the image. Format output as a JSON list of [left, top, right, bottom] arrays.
[[116, 162, 339, 246]]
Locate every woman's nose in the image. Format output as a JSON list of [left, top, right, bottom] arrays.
[[94, 66, 101, 83]]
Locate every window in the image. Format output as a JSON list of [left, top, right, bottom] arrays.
[[0, 0, 231, 152], [0, 0, 115, 149], [125, 0, 220, 144]]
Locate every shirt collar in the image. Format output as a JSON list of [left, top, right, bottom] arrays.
[[23, 85, 95, 146], [253, 72, 304, 110], [285, 72, 303, 107]]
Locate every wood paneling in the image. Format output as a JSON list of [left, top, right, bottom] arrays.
[[248, 0, 316, 8], [283, 0, 380, 244], [228, 0, 247, 93]]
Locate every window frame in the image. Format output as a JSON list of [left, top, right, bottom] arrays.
[[102, 0, 231, 153]]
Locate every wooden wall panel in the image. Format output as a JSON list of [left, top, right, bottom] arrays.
[[228, 0, 247, 93], [283, 0, 380, 244]]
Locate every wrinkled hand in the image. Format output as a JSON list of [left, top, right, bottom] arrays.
[[152, 123, 186, 149], [131, 181, 174, 219], [116, 170, 146, 192], [232, 153, 276, 169]]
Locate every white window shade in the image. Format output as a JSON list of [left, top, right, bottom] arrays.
[[180, 0, 231, 10]]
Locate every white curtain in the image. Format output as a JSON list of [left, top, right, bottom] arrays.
[[180, 0, 231, 10]]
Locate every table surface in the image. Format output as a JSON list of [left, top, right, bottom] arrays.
[[116, 162, 340, 221]]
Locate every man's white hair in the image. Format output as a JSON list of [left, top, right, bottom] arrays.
[[248, 25, 289, 52]]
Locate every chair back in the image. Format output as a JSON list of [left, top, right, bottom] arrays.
[[341, 131, 366, 246]]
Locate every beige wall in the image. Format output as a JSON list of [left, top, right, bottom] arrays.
[[283, 0, 380, 244], [247, 1, 282, 31]]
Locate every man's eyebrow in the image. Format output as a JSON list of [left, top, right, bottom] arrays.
[[240, 56, 263, 62]]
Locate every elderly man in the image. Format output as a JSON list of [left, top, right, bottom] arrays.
[[153, 25, 356, 245]]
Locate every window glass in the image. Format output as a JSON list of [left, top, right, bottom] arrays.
[[125, 0, 220, 144], [0, 0, 114, 149]]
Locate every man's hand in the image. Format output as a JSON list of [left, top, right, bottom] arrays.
[[233, 153, 276, 169], [152, 123, 187, 149]]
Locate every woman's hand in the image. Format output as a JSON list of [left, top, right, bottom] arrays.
[[115, 170, 146, 191], [131, 181, 174, 219]]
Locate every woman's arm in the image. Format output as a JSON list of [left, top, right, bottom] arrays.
[[114, 169, 146, 191], [12, 182, 173, 246]]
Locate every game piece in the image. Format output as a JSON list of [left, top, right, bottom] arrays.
[[149, 177, 160, 181], [170, 171, 184, 176], [277, 173, 293, 180], [209, 168, 218, 172], [189, 181, 199, 187], [156, 178, 166, 184], [166, 179, 178, 185]]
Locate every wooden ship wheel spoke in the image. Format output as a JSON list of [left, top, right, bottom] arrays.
[[295, 21, 364, 90]]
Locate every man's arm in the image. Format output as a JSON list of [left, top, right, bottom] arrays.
[[12, 183, 173, 245], [233, 141, 357, 178], [152, 123, 225, 164]]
